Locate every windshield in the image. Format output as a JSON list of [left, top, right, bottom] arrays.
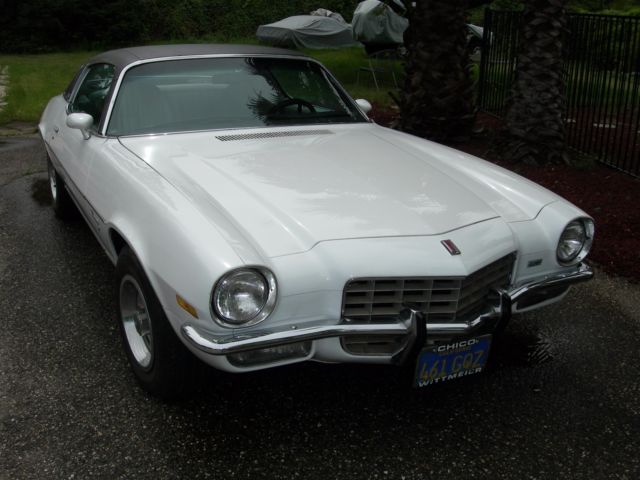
[[107, 57, 366, 136]]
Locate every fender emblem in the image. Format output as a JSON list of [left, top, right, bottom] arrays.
[[441, 239, 461, 255]]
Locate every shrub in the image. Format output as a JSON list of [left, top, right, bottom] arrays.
[[0, 0, 360, 53]]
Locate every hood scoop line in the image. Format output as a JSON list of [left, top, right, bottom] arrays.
[[215, 129, 333, 142]]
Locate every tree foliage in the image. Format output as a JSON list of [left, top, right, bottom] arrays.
[[0, 0, 360, 53]]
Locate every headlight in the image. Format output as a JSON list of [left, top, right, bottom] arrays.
[[212, 268, 277, 327], [556, 218, 594, 265]]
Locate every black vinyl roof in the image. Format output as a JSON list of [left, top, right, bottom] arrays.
[[88, 44, 306, 69]]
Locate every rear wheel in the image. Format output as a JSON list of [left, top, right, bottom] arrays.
[[47, 157, 75, 219], [116, 247, 194, 398]]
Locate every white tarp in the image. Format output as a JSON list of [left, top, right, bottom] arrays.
[[256, 15, 359, 49], [352, 0, 409, 46]]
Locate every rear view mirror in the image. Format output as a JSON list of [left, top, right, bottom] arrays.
[[355, 99, 372, 114], [66, 113, 93, 139]]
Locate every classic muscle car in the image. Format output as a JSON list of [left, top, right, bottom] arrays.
[[39, 44, 594, 396]]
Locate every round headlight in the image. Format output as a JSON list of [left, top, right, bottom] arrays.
[[556, 219, 594, 265], [212, 268, 277, 327]]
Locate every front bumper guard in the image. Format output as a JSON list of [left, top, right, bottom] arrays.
[[182, 263, 593, 356]]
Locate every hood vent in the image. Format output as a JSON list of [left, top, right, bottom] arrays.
[[215, 129, 333, 142]]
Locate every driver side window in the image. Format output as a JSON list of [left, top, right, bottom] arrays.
[[69, 63, 115, 126]]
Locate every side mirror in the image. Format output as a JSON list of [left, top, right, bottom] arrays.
[[66, 112, 93, 139], [355, 99, 372, 114]]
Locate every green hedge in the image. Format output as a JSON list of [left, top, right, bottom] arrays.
[[0, 0, 359, 53]]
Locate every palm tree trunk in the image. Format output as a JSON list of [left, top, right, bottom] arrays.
[[500, 0, 569, 165], [394, 0, 476, 142]]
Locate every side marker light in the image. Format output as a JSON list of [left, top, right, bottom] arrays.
[[176, 294, 198, 319]]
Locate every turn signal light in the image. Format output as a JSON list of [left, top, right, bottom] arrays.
[[176, 294, 198, 319]]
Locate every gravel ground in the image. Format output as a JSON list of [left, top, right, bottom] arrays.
[[1, 139, 639, 479]]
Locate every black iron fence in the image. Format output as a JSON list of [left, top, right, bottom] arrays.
[[478, 10, 640, 177]]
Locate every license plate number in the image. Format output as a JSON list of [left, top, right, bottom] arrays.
[[415, 335, 492, 387]]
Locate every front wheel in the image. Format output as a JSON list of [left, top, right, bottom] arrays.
[[47, 157, 76, 219], [116, 247, 194, 398]]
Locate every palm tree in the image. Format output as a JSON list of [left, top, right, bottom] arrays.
[[499, 0, 569, 165], [394, 0, 476, 142]]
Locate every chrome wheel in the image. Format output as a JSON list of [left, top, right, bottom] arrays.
[[48, 163, 58, 202], [119, 274, 153, 368], [47, 156, 75, 219], [116, 247, 194, 398]]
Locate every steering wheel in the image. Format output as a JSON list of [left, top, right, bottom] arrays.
[[267, 98, 316, 115]]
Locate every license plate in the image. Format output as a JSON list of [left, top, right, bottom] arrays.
[[414, 335, 492, 387]]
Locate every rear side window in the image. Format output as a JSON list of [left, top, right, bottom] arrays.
[[69, 63, 115, 125]]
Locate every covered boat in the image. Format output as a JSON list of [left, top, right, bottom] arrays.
[[256, 15, 359, 49]]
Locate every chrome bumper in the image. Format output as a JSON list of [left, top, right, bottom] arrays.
[[182, 263, 593, 356]]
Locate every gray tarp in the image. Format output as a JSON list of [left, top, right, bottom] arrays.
[[256, 15, 359, 49], [309, 8, 346, 24], [352, 0, 409, 46], [467, 24, 484, 40]]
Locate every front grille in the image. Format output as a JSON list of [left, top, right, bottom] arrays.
[[341, 253, 516, 325]]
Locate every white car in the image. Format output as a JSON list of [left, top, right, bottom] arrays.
[[39, 44, 594, 396]]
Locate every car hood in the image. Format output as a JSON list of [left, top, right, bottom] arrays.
[[119, 124, 557, 258]]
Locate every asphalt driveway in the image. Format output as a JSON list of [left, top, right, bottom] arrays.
[[1, 136, 639, 479]]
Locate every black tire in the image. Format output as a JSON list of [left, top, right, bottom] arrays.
[[47, 157, 76, 219], [115, 247, 194, 398]]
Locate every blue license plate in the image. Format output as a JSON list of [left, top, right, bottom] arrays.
[[415, 335, 492, 387]]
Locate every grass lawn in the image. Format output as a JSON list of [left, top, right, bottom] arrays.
[[0, 51, 97, 124], [304, 47, 403, 107], [0, 45, 402, 125]]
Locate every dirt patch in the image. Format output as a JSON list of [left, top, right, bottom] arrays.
[[369, 103, 400, 127], [0, 65, 7, 111], [0, 121, 38, 136], [371, 109, 640, 282]]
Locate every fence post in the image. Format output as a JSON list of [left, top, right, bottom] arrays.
[[477, 8, 493, 110], [476, 10, 640, 177]]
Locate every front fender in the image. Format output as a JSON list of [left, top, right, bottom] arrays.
[[94, 141, 250, 337], [508, 200, 593, 286]]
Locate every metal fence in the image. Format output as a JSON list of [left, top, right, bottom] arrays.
[[478, 10, 640, 177]]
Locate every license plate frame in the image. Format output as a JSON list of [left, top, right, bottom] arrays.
[[414, 334, 492, 388]]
